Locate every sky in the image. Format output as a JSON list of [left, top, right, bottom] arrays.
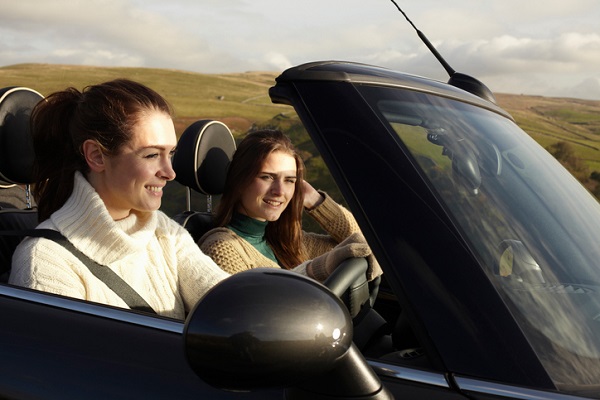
[[1, 0, 599, 100]]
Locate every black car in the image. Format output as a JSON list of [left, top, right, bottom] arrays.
[[1, 60, 600, 399]]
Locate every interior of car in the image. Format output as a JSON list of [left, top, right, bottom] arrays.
[[0, 86, 43, 282], [0, 85, 430, 369]]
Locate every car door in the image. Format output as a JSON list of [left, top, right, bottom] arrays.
[[0, 283, 282, 399]]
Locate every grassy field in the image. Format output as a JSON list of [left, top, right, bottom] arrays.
[[496, 94, 600, 170], [3, 63, 600, 213], [0, 63, 288, 136]]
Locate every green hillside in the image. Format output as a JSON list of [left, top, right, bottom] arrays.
[[0, 63, 287, 136], [495, 93, 600, 195], [2, 63, 600, 215]]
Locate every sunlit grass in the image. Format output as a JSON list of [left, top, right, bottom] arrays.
[[0, 63, 285, 136]]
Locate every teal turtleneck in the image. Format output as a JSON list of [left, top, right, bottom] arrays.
[[227, 212, 279, 264]]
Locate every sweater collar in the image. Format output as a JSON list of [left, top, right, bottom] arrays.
[[49, 171, 157, 264], [228, 212, 268, 238]]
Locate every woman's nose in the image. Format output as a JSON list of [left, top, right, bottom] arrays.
[[270, 180, 283, 194], [160, 159, 176, 181]]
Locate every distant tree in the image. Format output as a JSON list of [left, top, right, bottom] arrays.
[[546, 141, 590, 182]]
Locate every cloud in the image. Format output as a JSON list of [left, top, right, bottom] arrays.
[[262, 53, 292, 71], [0, 0, 240, 71], [0, 0, 598, 99], [566, 77, 600, 100], [367, 30, 600, 99]]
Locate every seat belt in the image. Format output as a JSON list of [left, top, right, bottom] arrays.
[[1, 229, 157, 314]]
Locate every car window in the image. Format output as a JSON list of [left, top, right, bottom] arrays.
[[364, 86, 600, 392]]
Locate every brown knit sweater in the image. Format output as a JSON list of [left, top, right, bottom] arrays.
[[197, 193, 360, 281]]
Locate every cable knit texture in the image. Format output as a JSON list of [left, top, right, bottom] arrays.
[[198, 193, 365, 281], [9, 171, 229, 319]]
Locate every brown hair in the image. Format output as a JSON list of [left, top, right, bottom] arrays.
[[214, 129, 307, 268], [31, 79, 172, 221]]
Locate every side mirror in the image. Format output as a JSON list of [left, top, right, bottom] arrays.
[[183, 268, 392, 399]]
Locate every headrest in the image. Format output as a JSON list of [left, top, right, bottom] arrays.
[[0, 87, 44, 184], [172, 120, 236, 195]]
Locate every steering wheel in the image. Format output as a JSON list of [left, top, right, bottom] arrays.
[[323, 257, 385, 351], [324, 257, 370, 315]]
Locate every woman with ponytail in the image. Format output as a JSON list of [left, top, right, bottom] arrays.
[[9, 79, 228, 318]]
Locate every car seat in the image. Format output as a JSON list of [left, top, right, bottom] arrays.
[[171, 120, 236, 242], [0, 86, 44, 282]]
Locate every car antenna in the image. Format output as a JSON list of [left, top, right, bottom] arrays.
[[390, 0, 497, 103]]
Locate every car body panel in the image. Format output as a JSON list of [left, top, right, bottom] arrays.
[[0, 284, 277, 399]]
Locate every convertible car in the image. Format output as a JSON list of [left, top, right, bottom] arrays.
[[1, 59, 600, 399]]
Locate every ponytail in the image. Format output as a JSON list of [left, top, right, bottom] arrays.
[[32, 89, 86, 222]]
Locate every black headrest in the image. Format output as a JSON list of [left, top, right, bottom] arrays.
[[0, 87, 44, 184], [0, 208, 38, 281], [172, 120, 236, 195]]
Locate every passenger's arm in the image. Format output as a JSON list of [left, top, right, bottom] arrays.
[[303, 192, 361, 259], [302, 180, 325, 210]]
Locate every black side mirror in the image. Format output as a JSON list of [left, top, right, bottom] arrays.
[[184, 268, 393, 399]]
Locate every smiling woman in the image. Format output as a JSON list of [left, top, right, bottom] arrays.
[[197, 129, 382, 282], [8, 79, 229, 319]]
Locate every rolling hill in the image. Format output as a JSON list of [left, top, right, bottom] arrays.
[[2, 63, 600, 214], [0, 63, 286, 135]]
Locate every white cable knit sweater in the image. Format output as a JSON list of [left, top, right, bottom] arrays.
[[9, 172, 228, 319]]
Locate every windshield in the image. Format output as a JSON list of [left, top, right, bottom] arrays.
[[360, 86, 600, 393]]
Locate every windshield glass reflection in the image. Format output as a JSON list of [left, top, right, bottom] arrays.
[[363, 87, 600, 392]]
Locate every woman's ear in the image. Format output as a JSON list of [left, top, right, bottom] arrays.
[[81, 139, 106, 172]]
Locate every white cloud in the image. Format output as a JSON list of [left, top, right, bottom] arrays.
[[262, 53, 292, 71], [565, 77, 600, 100], [0, 0, 598, 99]]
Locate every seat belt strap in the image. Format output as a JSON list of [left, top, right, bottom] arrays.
[[1, 229, 157, 314]]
